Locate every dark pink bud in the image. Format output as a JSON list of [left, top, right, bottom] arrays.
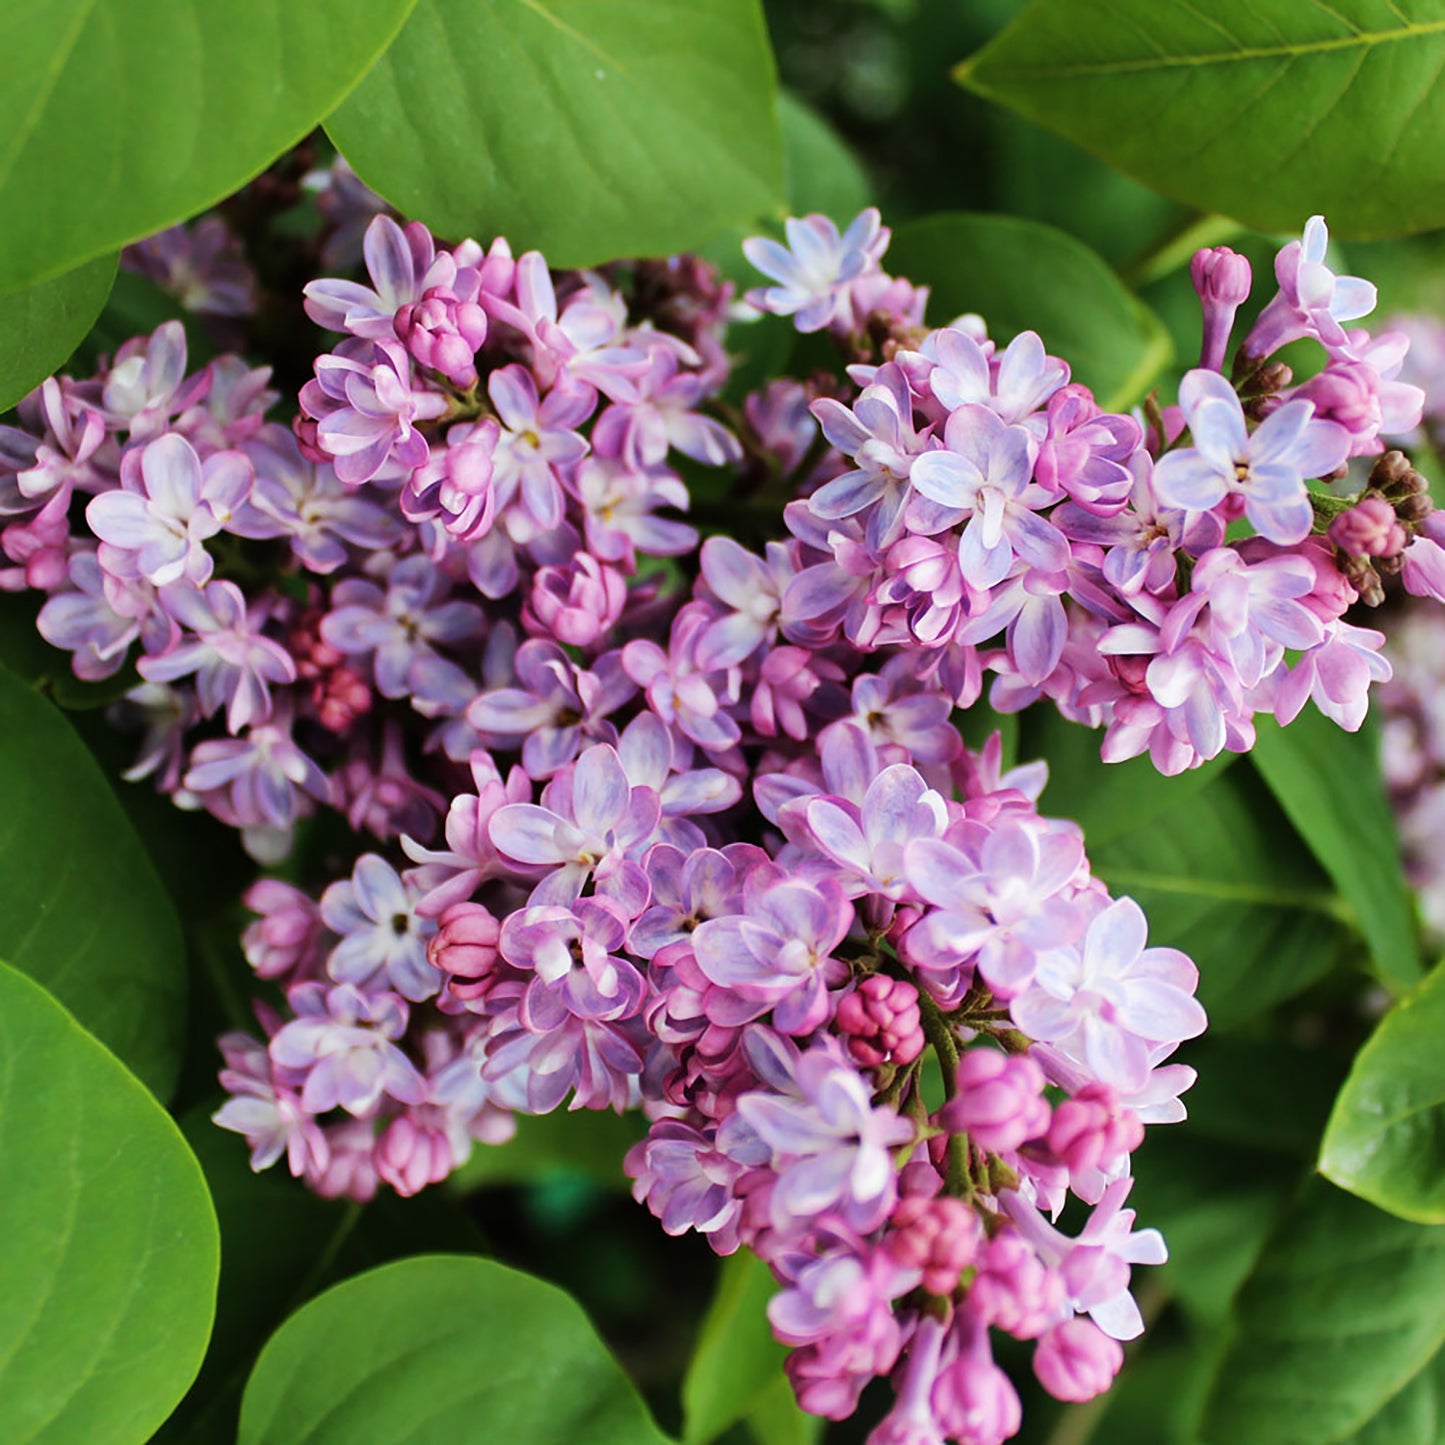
[[886, 1193, 981, 1294], [428, 901, 502, 1000], [943, 1049, 1050, 1154], [1046, 1082, 1143, 1176], [291, 414, 328, 465], [395, 286, 487, 390], [1297, 361, 1381, 449], [1032, 1317, 1124, 1403], [1294, 536, 1358, 620], [315, 665, 372, 733], [1329, 494, 1407, 559], [837, 974, 924, 1067]]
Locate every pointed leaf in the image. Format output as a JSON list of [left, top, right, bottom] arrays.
[[1320, 958, 1445, 1223]]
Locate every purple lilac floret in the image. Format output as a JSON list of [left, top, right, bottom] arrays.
[[4, 200, 1441, 1445]]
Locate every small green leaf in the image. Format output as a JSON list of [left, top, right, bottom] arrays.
[[1200, 1179, 1445, 1444], [0, 663, 185, 1097], [957, 0, 1445, 241], [0, 0, 418, 293], [0, 960, 219, 1444], [1320, 959, 1445, 1223], [238, 1255, 674, 1445], [326, 0, 783, 270], [0, 254, 115, 409], [886, 212, 1171, 410], [682, 1252, 787, 1445], [1250, 710, 1421, 987]]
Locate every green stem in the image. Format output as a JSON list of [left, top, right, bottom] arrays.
[[917, 991, 971, 1198]]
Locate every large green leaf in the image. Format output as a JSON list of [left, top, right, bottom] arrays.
[[0, 255, 116, 409], [1200, 1180, 1445, 1444], [238, 1255, 674, 1444], [886, 213, 1171, 410], [326, 0, 783, 270], [0, 961, 219, 1443], [957, 0, 1445, 241], [1339, 1346, 1445, 1445], [1319, 959, 1445, 1224], [1251, 711, 1420, 987], [1020, 712, 1348, 1026], [0, 663, 185, 1096], [682, 1252, 787, 1445], [778, 92, 871, 224], [0, 0, 418, 293]]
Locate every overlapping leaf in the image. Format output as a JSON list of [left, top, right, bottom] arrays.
[[0, 255, 116, 409], [327, 0, 783, 269], [0, 0, 417, 293], [238, 1255, 674, 1444], [0, 961, 219, 1444], [958, 0, 1445, 240], [0, 663, 185, 1096]]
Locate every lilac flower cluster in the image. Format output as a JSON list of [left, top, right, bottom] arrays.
[[8, 198, 1443, 1442], [744, 211, 1443, 771]]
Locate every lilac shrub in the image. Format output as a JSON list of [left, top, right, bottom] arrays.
[[2, 195, 1439, 1443]]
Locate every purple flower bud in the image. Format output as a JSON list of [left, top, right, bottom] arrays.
[[242, 879, 325, 982], [885, 1194, 981, 1294], [836, 975, 924, 1067], [1032, 1317, 1124, 1403], [943, 1049, 1050, 1153], [1329, 495, 1407, 559], [427, 900, 503, 1002], [1190, 246, 1252, 372]]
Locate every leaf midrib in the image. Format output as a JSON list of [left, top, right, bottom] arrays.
[[965, 14, 1445, 82]]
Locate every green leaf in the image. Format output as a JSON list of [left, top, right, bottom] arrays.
[[0, 960, 219, 1443], [0, 0, 418, 293], [326, 0, 783, 270], [1320, 959, 1445, 1224], [0, 663, 185, 1096], [1200, 1179, 1445, 1444], [778, 92, 871, 223], [1337, 1346, 1445, 1445], [682, 1252, 786, 1445], [886, 213, 1171, 410], [1019, 711, 1348, 1026], [957, 0, 1445, 241], [0, 254, 115, 409], [238, 1255, 674, 1445], [1251, 711, 1421, 987]]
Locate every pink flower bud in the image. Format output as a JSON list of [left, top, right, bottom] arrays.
[[1032, 1317, 1124, 1403], [943, 1049, 1050, 1154], [242, 879, 324, 981], [1046, 1082, 1144, 1176], [428, 901, 502, 1000], [375, 1111, 454, 1197], [1329, 494, 1407, 559], [525, 553, 627, 649], [886, 1193, 981, 1294], [837, 974, 924, 1067], [394, 286, 488, 390], [933, 1349, 1022, 1445], [970, 1231, 1065, 1338]]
